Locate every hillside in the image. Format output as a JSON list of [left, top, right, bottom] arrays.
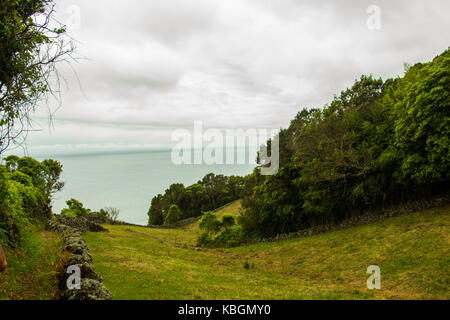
[[0, 226, 63, 300], [83, 202, 450, 300]]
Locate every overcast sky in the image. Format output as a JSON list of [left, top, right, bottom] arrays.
[[19, 0, 450, 156]]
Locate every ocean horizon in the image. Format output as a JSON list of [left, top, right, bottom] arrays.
[[28, 148, 256, 225]]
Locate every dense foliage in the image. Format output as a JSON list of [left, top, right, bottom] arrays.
[[60, 198, 121, 223], [0, 155, 63, 246], [238, 49, 450, 238], [60, 198, 90, 218], [197, 211, 240, 247], [147, 173, 246, 225], [164, 205, 182, 225]]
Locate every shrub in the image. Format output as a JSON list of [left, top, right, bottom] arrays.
[[104, 207, 120, 221], [198, 211, 221, 238], [96, 208, 109, 220], [0, 156, 64, 247], [164, 205, 182, 225], [60, 198, 90, 218], [196, 232, 210, 247], [221, 214, 235, 231], [0, 176, 31, 247], [210, 226, 246, 247]]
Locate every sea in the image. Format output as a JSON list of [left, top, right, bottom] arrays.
[[30, 149, 256, 225]]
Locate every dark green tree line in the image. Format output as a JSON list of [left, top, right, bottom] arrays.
[[239, 49, 450, 238], [147, 173, 247, 226]]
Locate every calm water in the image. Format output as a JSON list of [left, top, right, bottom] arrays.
[[36, 150, 255, 225]]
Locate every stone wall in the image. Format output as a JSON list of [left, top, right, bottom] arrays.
[[46, 216, 112, 300]]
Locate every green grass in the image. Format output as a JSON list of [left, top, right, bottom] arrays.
[[0, 225, 64, 300], [182, 200, 242, 238], [83, 204, 450, 300], [215, 200, 242, 217]]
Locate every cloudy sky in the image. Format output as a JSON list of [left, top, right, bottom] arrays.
[[20, 0, 450, 156]]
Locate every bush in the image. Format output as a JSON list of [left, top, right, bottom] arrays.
[[210, 226, 246, 247], [198, 211, 221, 238], [104, 207, 120, 221], [164, 205, 182, 225], [0, 173, 31, 247], [0, 156, 65, 248], [196, 232, 210, 247], [221, 214, 235, 231], [60, 198, 90, 218], [95, 208, 109, 221]]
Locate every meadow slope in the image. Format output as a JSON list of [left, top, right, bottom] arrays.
[[84, 202, 450, 300], [0, 227, 63, 300]]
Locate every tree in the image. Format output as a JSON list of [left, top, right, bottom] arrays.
[[41, 159, 64, 197], [164, 204, 182, 225], [393, 51, 450, 185], [96, 208, 109, 220], [185, 183, 209, 218], [61, 198, 89, 218], [0, 0, 74, 153], [105, 207, 120, 221], [198, 211, 221, 238], [239, 49, 450, 237], [148, 194, 164, 225], [147, 172, 247, 226], [200, 173, 229, 208], [221, 214, 235, 231], [1, 155, 65, 247], [3, 155, 63, 219], [227, 176, 245, 199]]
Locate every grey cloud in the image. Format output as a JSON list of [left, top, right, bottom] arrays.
[[21, 0, 450, 154]]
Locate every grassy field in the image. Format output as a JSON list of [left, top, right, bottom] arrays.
[[182, 200, 243, 236], [84, 202, 450, 300], [0, 226, 63, 300]]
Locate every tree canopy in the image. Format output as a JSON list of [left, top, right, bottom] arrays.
[[239, 49, 450, 238], [147, 173, 246, 226], [0, 155, 64, 246], [0, 0, 73, 153], [164, 204, 182, 225]]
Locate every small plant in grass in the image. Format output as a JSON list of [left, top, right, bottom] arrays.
[[243, 259, 254, 270]]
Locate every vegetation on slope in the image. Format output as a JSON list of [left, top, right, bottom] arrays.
[[84, 202, 450, 300], [147, 174, 248, 226], [0, 156, 64, 247], [144, 49, 449, 244], [0, 0, 74, 298], [238, 48, 450, 238], [0, 225, 64, 300]]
